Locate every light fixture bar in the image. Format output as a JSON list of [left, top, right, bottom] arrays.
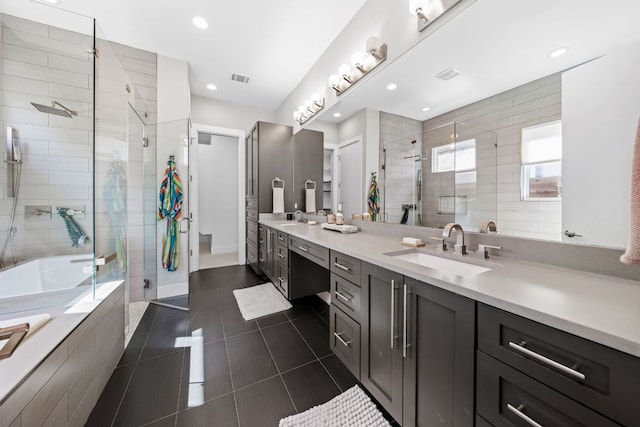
[[294, 95, 324, 125], [411, 0, 475, 33], [328, 36, 388, 97]]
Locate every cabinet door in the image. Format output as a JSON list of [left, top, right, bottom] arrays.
[[402, 277, 475, 427], [246, 126, 257, 198], [251, 126, 258, 198], [361, 262, 404, 424]]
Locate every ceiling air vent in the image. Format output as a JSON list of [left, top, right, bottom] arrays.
[[231, 73, 251, 84], [435, 67, 460, 81]]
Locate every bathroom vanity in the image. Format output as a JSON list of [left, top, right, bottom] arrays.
[[257, 219, 640, 427]]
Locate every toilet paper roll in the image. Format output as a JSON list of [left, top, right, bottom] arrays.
[[273, 188, 284, 214], [306, 188, 316, 213]]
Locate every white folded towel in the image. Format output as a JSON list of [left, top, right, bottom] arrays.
[[306, 188, 316, 213], [621, 118, 640, 264], [273, 187, 285, 214]]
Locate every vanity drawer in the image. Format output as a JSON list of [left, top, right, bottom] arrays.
[[275, 262, 289, 299], [478, 303, 640, 426], [330, 305, 360, 379], [330, 250, 361, 283], [247, 241, 258, 265], [246, 197, 258, 210], [247, 208, 258, 221], [330, 273, 360, 322], [247, 220, 258, 245], [277, 244, 288, 266], [477, 351, 619, 427], [276, 230, 288, 246], [259, 225, 266, 244], [289, 236, 329, 269]]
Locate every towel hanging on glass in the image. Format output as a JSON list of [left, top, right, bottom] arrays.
[[104, 160, 127, 274], [368, 173, 380, 222], [158, 156, 183, 271]]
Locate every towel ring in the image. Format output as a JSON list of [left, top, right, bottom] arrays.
[[272, 178, 285, 189]]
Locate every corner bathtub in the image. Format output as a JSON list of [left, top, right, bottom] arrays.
[[0, 254, 94, 314]]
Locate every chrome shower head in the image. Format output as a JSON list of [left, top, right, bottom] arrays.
[[31, 101, 77, 118]]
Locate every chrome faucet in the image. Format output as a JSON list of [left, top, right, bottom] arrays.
[[294, 210, 307, 223], [316, 210, 327, 216], [479, 220, 497, 234], [443, 223, 467, 255]]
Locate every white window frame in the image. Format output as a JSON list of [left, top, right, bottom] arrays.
[[431, 138, 476, 173], [520, 120, 562, 201]]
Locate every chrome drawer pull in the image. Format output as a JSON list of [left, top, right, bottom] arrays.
[[298, 246, 309, 252], [259, 258, 265, 263], [334, 262, 351, 272], [508, 341, 586, 381], [390, 279, 396, 349], [403, 284, 409, 358], [334, 290, 353, 302], [259, 239, 264, 244], [507, 404, 543, 427], [278, 236, 285, 241], [334, 332, 352, 347], [278, 277, 285, 283], [278, 253, 286, 259]]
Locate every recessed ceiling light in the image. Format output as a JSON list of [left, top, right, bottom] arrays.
[[333, 112, 342, 118], [548, 46, 569, 58], [421, 107, 431, 112], [192, 16, 209, 30], [386, 83, 398, 91], [206, 84, 217, 91]]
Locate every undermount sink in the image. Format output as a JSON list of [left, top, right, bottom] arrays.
[[386, 250, 492, 278]]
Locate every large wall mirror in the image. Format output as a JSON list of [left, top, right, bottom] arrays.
[[314, 0, 640, 249]]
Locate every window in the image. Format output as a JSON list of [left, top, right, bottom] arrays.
[[431, 138, 476, 173], [521, 120, 562, 200]]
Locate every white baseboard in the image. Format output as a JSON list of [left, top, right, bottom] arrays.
[[157, 282, 188, 299], [211, 245, 239, 255]]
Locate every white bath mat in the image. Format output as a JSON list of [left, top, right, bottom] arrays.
[[279, 385, 391, 427], [233, 283, 292, 321]]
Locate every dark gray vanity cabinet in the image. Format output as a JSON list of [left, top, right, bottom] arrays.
[[245, 122, 293, 275], [402, 277, 475, 427], [360, 263, 476, 426], [477, 303, 640, 427], [292, 129, 323, 212], [360, 263, 405, 423]]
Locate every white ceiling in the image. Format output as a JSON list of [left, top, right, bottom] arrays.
[[6, 0, 369, 111], [319, 0, 640, 124]]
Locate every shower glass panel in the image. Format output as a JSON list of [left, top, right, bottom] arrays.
[[0, 9, 98, 316], [422, 122, 457, 228], [381, 136, 422, 225]]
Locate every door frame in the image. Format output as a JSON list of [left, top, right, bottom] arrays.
[[192, 123, 246, 266], [335, 135, 364, 215]]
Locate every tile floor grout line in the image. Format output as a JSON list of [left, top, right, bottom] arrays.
[[217, 287, 242, 427], [318, 355, 345, 393], [289, 314, 323, 361]]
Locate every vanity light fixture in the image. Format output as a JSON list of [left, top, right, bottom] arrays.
[[548, 46, 569, 58], [328, 36, 387, 96], [206, 84, 217, 91], [409, 0, 464, 32], [293, 92, 324, 125], [192, 16, 209, 30]]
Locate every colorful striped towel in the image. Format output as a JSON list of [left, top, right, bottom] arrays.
[[158, 157, 183, 271], [621, 118, 640, 265]]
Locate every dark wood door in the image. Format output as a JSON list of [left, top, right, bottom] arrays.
[[246, 126, 257, 198], [402, 277, 475, 427], [360, 262, 404, 424]]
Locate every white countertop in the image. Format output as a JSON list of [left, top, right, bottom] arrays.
[[260, 219, 640, 358]]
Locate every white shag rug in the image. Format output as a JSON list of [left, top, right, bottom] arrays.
[[233, 283, 292, 321], [279, 385, 391, 427]]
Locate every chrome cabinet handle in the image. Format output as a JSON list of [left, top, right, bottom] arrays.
[[403, 283, 409, 358], [259, 258, 265, 263], [390, 279, 396, 349], [507, 404, 543, 427], [278, 253, 286, 259], [334, 332, 352, 347], [508, 341, 586, 381], [278, 236, 285, 241], [333, 262, 351, 272], [334, 290, 352, 302], [298, 246, 309, 252], [259, 239, 264, 244]]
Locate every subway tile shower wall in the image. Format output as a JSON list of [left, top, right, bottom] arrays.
[[422, 73, 562, 239], [378, 112, 423, 225], [0, 15, 157, 303]]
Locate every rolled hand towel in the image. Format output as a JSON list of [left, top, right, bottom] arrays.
[[621, 118, 640, 264], [273, 188, 285, 214], [305, 188, 316, 213]]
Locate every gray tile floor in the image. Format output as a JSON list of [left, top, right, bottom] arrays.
[[86, 265, 370, 427]]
